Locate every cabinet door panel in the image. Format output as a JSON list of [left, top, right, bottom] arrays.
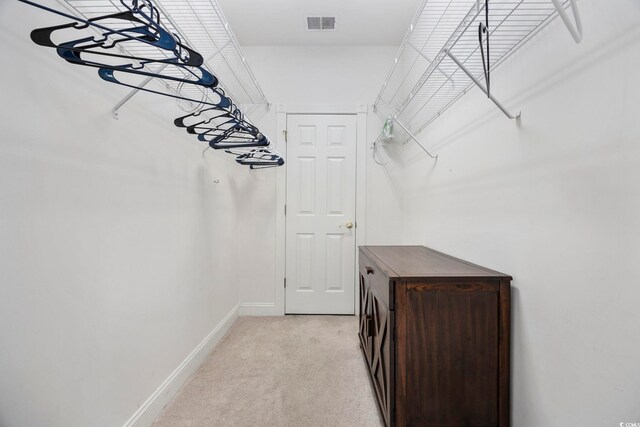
[[371, 291, 392, 426], [358, 270, 373, 365], [404, 285, 499, 426]]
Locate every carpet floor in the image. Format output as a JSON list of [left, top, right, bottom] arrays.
[[152, 315, 384, 427]]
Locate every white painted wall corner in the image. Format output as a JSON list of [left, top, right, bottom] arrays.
[[121, 304, 240, 427]]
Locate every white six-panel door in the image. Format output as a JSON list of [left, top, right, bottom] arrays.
[[285, 114, 358, 314]]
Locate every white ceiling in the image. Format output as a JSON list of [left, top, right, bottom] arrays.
[[216, 0, 424, 46]]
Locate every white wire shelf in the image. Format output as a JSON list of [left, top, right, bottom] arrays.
[[374, 0, 576, 138], [52, 0, 269, 118]]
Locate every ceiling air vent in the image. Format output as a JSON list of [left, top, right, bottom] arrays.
[[306, 16, 336, 31]]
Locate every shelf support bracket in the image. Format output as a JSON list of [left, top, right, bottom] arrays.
[[392, 117, 438, 160], [445, 50, 520, 120], [111, 40, 232, 119], [112, 64, 168, 119], [550, 0, 583, 43]]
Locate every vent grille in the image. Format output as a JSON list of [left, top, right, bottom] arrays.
[[321, 17, 336, 30], [307, 16, 321, 30], [306, 16, 336, 31]]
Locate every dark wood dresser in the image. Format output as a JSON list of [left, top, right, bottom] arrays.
[[358, 245, 511, 427]]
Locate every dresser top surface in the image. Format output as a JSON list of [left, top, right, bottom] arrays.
[[360, 245, 511, 280]]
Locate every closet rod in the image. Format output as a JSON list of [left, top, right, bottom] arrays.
[[445, 50, 520, 120]]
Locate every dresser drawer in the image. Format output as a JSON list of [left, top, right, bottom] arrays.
[[359, 249, 392, 310]]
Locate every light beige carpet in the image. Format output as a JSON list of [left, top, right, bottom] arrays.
[[152, 315, 384, 427]]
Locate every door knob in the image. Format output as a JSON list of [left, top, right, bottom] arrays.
[[341, 221, 353, 229]]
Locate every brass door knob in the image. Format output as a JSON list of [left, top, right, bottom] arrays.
[[345, 221, 354, 229]]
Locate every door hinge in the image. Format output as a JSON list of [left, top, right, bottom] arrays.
[[284, 204, 287, 215], [283, 130, 288, 142], [284, 277, 287, 288]]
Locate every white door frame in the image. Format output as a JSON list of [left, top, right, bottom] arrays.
[[275, 104, 367, 315]]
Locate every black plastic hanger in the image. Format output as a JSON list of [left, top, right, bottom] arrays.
[[30, 18, 203, 68], [479, 0, 490, 97], [98, 67, 231, 108], [174, 102, 244, 130], [175, 102, 263, 143], [57, 46, 218, 88], [19, 0, 282, 169], [203, 127, 270, 150], [25, 0, 213, 88], [20, 0, 182, 56], [228, 149, 284, 169], [174, 104, 273, 151]]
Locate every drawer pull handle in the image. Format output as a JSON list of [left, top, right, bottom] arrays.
[[366, 267, 374, 275]]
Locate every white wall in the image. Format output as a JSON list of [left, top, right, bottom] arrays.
[[0, 2, 248, 426], [0, 10, 404, 425], [5, 1, 631, 424], [376, 1, 640, 425], [237, 45, 404, 311], [242, 46, 397, 105]]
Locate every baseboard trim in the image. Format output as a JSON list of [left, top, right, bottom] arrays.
[[239, 302, 283, 316], [122, 304, 240, 427]]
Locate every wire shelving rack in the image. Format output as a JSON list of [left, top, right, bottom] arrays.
[[373, 0, 580, 149], [50, 0, 269, 119]]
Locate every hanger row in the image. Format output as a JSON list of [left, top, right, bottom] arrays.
[[18, 0, 284, 170]]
